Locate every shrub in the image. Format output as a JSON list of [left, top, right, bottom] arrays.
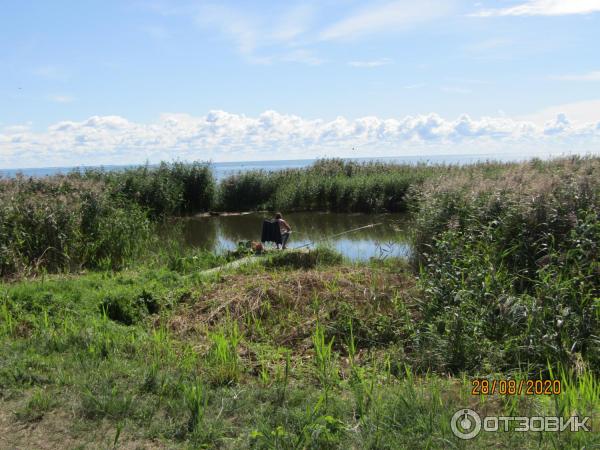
[[100, 288, 159, 325]]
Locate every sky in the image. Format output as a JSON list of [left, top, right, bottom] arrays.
[[1, 0, 600, 168]]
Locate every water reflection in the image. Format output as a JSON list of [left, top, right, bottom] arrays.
[[174, 212, 410, 261]]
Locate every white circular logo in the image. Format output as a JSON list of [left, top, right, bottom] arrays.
[[451, 409, 482, 440]]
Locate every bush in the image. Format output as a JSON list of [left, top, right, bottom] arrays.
[[100, 288, 159, 325]]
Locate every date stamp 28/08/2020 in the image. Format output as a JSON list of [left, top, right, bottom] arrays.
[[471, 378, 561, 396]]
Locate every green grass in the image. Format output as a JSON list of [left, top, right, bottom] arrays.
[[1, 260, 598, 448], [263, 246, 344, 269]]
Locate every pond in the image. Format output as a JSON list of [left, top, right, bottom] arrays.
[[173, 212, 411, 261]]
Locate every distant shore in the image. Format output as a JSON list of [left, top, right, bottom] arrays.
[[1, 151, 585, 179]]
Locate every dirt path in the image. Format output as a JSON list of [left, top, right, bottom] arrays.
[[199, 248, 310, 276], [199, 254, 261, 275], [0, 400, 172, 449]]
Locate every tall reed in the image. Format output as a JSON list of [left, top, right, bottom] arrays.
[[410, 156, 600, 373]]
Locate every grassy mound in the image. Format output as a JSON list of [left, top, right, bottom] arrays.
[[262, 247, 344, 269]]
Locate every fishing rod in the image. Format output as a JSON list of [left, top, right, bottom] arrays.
[[291, 223, 383, 250]]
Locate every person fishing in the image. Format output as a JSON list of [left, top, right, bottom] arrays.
[[274, 212, 292, 249]]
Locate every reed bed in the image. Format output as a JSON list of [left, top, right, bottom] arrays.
[[77, 161, 215, 217], [217, 158, 452, 212], [0, 175, 150, 277], [0, 162, 216, 277], [410, 156, 600, 373]]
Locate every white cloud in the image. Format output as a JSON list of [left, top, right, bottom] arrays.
[[269, 4, 315, 42], [2, 110, 600, 168], [2, 125, 31, 134], [521, 99, 600, 125], [320, 0, 456, 41], [196, 4, 260, 57], [194, 3, 317, 64], [46, 94, 75, 104], [146, 2, 447, 65], [544, 113, 570, 135], [32, 65, 70, 81], [473, 0, 600, 17], [282, 49, 324, 66], [348, 58, 392, 68], [551, 71, 600, 81]]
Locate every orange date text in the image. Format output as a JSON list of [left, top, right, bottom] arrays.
[[471, 379, 561, 396]]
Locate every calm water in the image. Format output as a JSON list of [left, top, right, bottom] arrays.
[[0, 153, 533, 180], [174, 212, 410, 261]]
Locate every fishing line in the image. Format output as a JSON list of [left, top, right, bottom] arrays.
[[291, 223, 383, 250]]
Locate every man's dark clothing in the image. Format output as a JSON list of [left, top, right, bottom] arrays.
[[261, 220, 282, 245]]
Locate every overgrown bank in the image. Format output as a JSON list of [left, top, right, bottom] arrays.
[[1, 156, 599, 448], [4, 158, 429, 277], [3, 157, 597, 277]]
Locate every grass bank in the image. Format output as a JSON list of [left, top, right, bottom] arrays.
[[1, 259, 598, 448]]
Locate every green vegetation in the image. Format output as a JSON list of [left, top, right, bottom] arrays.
[[263, 246, 344, 269], [0, 175, 150, 277], [1, 156, 599, 448], [0, 162, 216, 278], [0, 158, 479, 277], [91, 161, 216, 218], [217, 159, 444, 212], [411, 157, 600, 373]]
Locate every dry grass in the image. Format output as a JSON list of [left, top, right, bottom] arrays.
[[167, 266, 415, 353], [0, 395, 172, 450]]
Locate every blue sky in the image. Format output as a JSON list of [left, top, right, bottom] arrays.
[[1, 0, 600, 167]]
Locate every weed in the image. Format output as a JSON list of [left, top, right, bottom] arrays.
[[206, 321, 243, 385], [264, 247, 343, 269], [183, 379, 208, 433], [14, 387, 55, 422], [312, 323, 338, 405]]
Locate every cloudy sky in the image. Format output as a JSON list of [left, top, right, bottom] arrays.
[[1, 0, 600, 168]]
